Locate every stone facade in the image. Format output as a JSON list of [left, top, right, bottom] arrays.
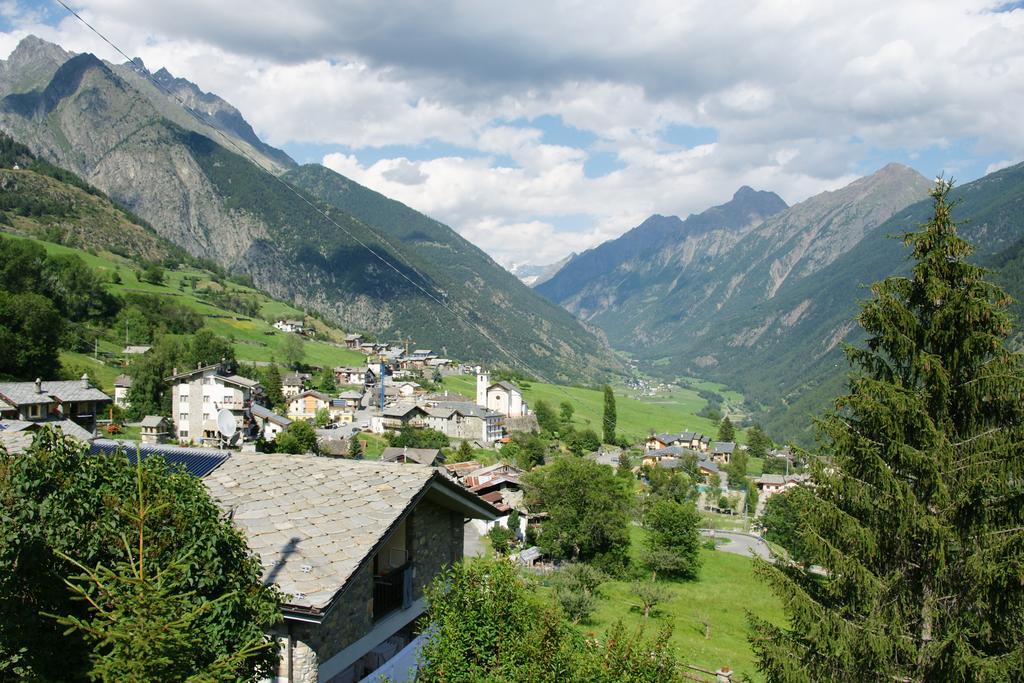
[[408, 499, 464, 601], [283, 499, 464, 682]]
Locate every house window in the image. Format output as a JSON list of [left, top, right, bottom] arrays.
[[180, 395, 188, 403], [180, 412, 189, 421], [203, 395, 211, 403], [179, 430, 188, 438], [29, 404, 41, 418]]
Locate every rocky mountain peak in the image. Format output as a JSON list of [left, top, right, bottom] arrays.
[[7, 35, 70, 68]]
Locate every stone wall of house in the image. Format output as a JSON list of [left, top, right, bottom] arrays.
[[409, 498, 464, 600], [280, 499, 464, 682], [290, 563, 374, 681]]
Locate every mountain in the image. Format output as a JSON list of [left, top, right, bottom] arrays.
[[509, 254, 575, 286], [749, 160, 1024, 440], [0, 36, 618, 381], [538, 164, 935, 439], [0, 132, 173, 261], [541, 160, 1024, 442], [539, 186, 788, 310]]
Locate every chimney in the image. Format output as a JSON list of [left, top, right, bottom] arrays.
[[81, 373, 90, 389], [35, 378, 42, 394], [172, 367, 178, 376]]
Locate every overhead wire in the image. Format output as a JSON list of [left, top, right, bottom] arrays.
[[51, 0, 625, 413]]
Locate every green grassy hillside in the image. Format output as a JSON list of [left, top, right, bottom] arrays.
[[6, 235, 364, 393], [441, 374, 735, 442], [535, 527, 782, 680]]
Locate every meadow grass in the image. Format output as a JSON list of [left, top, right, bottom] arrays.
[[442, 374, 729, 443]]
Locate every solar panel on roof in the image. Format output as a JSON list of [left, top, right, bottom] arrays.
[[90, 440, 231, 478]]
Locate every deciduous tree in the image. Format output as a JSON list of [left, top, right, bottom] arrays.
[[523, 457, 632, 573], [642, 498, 702, 580]]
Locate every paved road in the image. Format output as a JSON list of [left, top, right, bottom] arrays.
[[701, 529, 771, 560]]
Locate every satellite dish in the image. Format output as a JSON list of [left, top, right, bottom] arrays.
[[217, 409, 237, 439]]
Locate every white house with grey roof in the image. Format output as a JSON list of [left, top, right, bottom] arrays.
[[165, 363, 261, 446], [0, 375, 110, 432], [202, 453, 498, 683], [250, 403, 291, 443], [475, 369, 528, 418]]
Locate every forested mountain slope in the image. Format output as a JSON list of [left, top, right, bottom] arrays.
[[0, 36, 618, 382]]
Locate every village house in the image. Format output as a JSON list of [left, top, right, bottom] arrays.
[[475, 369, 528, 418], [139, 415, 171, 444], [121, 345, 152, 366], [113, 374, 133, 409], [381, 446, 445, 466], [425, 358, 452, 372], [442, 460, 482, 479], [646, 431, 710, 452], [462, 463, 526, 533], [0, 376, 111, 432], [344, 333, 364, 349], [641, 445, 696, 467], [399, 350, 437, 371], [329, 390, 363, 423], [282, 373, 309, 398], [165, 364, 261, 446], [0, 417, 96, 444], [697, 459, 721, 486], [754, 473, 810, 498], [334, 366, 369, 386], [711, 441, 735, 465], [251, 403, 291, 443], [287, 389, 331, 422], [273, 318, 307, 334], [370, 403, 429, 434], [386, 378, 422, 398], [202, 454, 498, 683], [424, 401, 504, 444], [645, 432, 681, 451]]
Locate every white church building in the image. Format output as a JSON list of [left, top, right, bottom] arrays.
[[475, 368, 529, 418]]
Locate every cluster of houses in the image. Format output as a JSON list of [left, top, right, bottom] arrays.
[[0, 367, 531, 683], [0, 359, 811, 682]]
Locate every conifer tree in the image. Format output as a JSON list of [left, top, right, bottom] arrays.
[[749, 181, 1024, 681], [718, 416, 735, 442], [602, 385, 617, 444]]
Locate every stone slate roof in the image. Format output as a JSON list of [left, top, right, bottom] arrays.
[[429, 400, 501, 419], [251, 403, 291, 427], [202, 454, 497, 614], [0, 396, 13, 411], [0, 380, 110, 406], [489, 380, 521, 394], [0, 419, 94, 441], [646, 445, 696, 458], [114, 374, 133, 388], [0, 430, 33, 454], [381, 403, 426, 418], [139, 415, 168, 429], [713, 441, 736, 454], [381, 447, 444, 465]]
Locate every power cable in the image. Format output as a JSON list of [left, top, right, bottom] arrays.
[[51, 1, 631, 419]]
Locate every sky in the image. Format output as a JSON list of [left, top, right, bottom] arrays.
[[1, 1, 1022, 267]]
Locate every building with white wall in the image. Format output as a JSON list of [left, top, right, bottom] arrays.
[[475, 368, 528, 418], [165, 364, 261, 445]]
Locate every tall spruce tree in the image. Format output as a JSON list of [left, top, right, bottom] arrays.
[[602, 385, 617, 444], [748, 180, 1024, 681]]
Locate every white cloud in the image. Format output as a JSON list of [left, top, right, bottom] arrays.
[[986, 159, 1015, 174], [0, 1, 1021, 264]]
